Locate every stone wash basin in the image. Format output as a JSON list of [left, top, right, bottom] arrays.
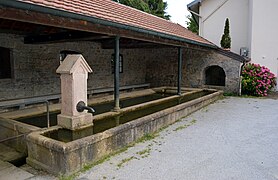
[[26, 87, 222, 175]]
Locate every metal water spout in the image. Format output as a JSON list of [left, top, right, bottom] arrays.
[[76, 101, 95, 113]]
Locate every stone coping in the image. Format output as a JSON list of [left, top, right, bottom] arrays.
[[26, 89, 222, 175], [0, 87, 200, 143], [0, 117, 39, 134], [0, 89, 155, 119], [0, 87, 198, 120], [27, 89, 222, 151]]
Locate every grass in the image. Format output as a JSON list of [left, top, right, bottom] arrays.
[[223, 92, 238, 96], [59, 115, 200, 179], [136, 148, 151, 156], [117, 156, 136, 168], [173, 124, 189, 131], [138, 133, 158, 142], [224, 92, 262, 99], [59, 175, 75, 180], [173, 119, 197, 132], [190, 119, 197, 124], [240, 94, 263, 98], [59, 132, 159, 180]]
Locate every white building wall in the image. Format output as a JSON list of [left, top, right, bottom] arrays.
[[250, 0, 278, 86], [199, 0, 249, 54], [197, 0, 278, 89]]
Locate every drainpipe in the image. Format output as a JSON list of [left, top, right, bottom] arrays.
[[239, 60, 247, 96], [178, 47, 183, 95], [114, 36, 120, 111]]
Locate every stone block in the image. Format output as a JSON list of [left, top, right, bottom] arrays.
[[57, 113, 93, 130], [26, 89, 222, 175]]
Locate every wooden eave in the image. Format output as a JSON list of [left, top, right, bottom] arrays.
[[0, 6, 191, 48]]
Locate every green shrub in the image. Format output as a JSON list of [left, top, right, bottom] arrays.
[[220, 18, 231, 49], [242, 63, 276, 96]]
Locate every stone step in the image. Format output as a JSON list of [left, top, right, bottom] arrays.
[[0, 143, 26, 166], [0, 160, 34, 180]]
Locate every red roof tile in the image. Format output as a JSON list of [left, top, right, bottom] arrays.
[[18, 0, 214, 46]]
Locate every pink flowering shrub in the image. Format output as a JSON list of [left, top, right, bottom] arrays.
[[242, 63, 276, 96]]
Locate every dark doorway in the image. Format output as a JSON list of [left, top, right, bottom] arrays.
[[205, 65, 226, 86], [0, 47, 12, 79]]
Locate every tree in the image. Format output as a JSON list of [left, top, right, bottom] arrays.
[[186, 15, 198, 34], [220, 18, 231, 49], [113, 0, 170, 20], [147, 0, 170, 20]]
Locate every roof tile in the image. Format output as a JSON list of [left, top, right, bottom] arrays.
[[18, 0, 213, 46]]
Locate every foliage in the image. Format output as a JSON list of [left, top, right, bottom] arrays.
[[148, 0, 170, 19], [220, 18, 231, 49], [113, 0, 170, 20], [242, 63, 276, 96], [186, 15, 198, 34]]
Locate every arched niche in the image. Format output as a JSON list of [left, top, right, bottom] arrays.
[[205, 65, 226, 86]]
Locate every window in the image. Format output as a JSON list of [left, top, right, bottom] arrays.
[[205, 65, 226, 86], [0, 47, 12, 79], [111, 54, 123, 74]]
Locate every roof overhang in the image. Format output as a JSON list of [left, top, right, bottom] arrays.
[[0, 1, 216, 49], [216, 48, 250, 63], [187, 0, 202, 26]]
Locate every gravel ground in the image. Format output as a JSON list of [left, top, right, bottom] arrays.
[[75, 97, 278, 180], [28, 96, 278, 180]]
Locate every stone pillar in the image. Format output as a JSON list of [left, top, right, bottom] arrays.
[[56, 55, 93, 130]]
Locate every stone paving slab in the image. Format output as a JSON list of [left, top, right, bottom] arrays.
[[0, 161, 34, 180], [0, 143, 25, 163], [0, 160, 13, 171]]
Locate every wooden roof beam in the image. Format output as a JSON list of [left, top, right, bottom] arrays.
[[24, 31, 111, 44]]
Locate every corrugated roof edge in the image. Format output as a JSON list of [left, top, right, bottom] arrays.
[[0, 0, 216, 49]]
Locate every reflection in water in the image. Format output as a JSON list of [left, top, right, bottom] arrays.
[[45, 91, 212, 142], [15, 93, 170, 128]]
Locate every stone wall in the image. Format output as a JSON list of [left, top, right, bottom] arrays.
[[146, 47, 242, 94], [0, 33, 241, 101], [184, 48, 242, 93], [0, 33, 147, 100], [26, 90, 222, 175]]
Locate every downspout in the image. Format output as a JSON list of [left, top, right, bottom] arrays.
[[239, 60, 247, 96]]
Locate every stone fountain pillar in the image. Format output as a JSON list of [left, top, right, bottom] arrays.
[[56, 55, 93, 130]]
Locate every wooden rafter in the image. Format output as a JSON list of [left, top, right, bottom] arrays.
[[0, 7, 189, 48], [24, 31, 111, 44]]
